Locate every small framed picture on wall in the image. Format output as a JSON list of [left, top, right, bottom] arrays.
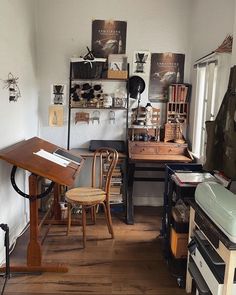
[[132, 51, 151, 76], [51, 84, 67, 105]]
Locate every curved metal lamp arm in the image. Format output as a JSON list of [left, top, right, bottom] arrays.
[[10, 165, 55, 200]]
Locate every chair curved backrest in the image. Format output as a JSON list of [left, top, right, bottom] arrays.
[[91, 148, 119, 202]]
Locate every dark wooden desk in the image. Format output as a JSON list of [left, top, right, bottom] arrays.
[[0, 137, 83, 273], [127, 141, 193, 224]]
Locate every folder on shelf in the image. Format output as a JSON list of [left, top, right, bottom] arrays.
[[174, 172, 216, 184]]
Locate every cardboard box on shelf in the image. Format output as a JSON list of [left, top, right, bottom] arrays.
[[170, 227, 188, 258]]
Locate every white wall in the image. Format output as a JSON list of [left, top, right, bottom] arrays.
[[188, 0, 235, 145], [0, 0, 38, 264], [36, 0, 192, 148], [36, 0, 192, 205]]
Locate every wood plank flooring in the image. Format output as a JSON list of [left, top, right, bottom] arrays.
[[2, 207, 189, 294]]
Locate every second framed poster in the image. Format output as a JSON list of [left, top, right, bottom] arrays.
[[149, 53, 185, 102]]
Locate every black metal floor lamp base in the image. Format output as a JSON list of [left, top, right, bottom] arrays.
[[0, 224, 10, 295]]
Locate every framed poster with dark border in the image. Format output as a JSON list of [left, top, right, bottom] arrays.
[[149, 53, 185, 102], [92, 20, 127, 58]]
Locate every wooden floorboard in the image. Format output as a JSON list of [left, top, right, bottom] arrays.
[[1, 206, 189, 294]]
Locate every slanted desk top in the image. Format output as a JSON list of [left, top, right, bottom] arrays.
[[0, 137, 84, 274], [0, 137, 83, 186]]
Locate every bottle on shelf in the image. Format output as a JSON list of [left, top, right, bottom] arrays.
[[118, 36, 123, 54]]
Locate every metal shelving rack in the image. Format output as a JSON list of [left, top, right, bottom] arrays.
[[67, 62, 129, 150]]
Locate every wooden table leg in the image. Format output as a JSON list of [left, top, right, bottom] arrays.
[[27, 174, 42, 266], [222, 251, 236, 295], [53, 183, 62, 220], [126, 162, 135, 225]]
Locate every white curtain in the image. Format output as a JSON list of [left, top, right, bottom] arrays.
[[192, 53, 231, 161]]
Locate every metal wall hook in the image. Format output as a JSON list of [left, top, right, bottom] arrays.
[[109, 111, 115, 124]]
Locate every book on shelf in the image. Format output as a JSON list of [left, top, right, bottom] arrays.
[[111, 180, 122, 185], [110, 186, 121, 193], [110, 183, 122, 188], [104, 175, 122, 183], [168, 83, 192, 103], [111, 176, 122, 181], [110, 194, 123, 204]]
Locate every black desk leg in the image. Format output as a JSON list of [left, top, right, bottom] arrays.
[[126, 162, 135, 224]]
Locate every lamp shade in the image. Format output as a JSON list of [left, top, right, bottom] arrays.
[[128, 76, 145, 99]]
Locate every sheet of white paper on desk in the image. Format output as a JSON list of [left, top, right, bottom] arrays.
[[174, 172, 216, 184], [33, 149, 70, 167]]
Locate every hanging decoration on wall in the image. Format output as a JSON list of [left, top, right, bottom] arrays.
[[91, 19, 127, 58], [75, 112, 90, 124], [109, 110, 115, 124], [49, 105, 64, 127], [91, 110, 100, 124], [132, 51, 151, 76], [51, 84, 66, 105], [132, 50, 151, 103], [2, 72, 21, 102]]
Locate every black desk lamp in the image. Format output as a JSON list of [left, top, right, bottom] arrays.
[[128, 76, 145, 124]]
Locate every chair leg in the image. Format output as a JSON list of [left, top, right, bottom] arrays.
[[102, 202, 114, 239], [82, 206, 87, 248], [106, 202, 114, 239], [67, 202, 72, 235], [90, 206, 96, 224]]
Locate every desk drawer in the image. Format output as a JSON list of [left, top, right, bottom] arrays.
[[190, 247, 236, 295], [191, 247, 222, 295], [130, 145, 157, 155], [129, 142, 187, 155], [158, 146, 185, 155]]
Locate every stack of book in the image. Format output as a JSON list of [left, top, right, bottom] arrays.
[[168, 83, 191, 102], [103, 160, 123, 204]]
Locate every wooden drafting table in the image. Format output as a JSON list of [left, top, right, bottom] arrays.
[[0, 137, 83, 273]]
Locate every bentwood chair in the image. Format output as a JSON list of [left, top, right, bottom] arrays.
[[65, 147, 119, 247]]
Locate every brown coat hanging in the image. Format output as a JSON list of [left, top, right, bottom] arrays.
[[204, 65, 236, 179]]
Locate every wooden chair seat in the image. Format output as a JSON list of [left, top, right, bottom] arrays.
[[65, 187, 106, 205], [65, 148, 119, 248]]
